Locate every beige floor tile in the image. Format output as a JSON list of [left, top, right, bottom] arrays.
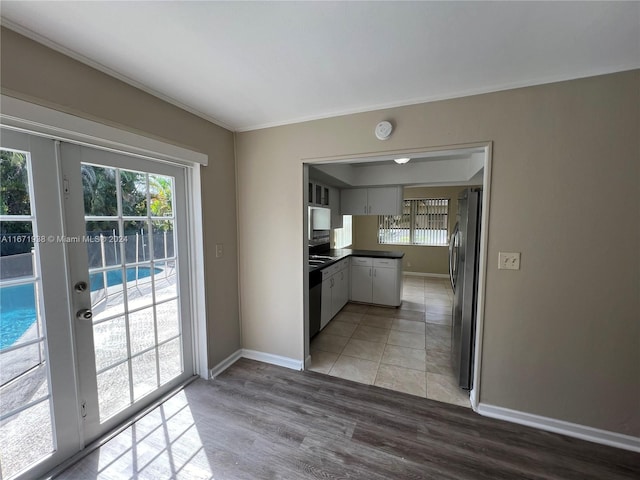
[[402, 294, 426, 305], [343, 303, 369, 313], [393, 309, 426, 322], [322, 320, 358, 338], [341, 338, 386, 362], [426, 372, 470, 408], [426, 324, 451, 349], [387, 329, 425, 349], [374, 365, 426, 397], [328, 356, 378, 385], [425, 304, 451, 315], [424, 292, 453, 303], [351, 325, 390, 343], [308, 351, 339, 374], [402, 286, 425, 297], [380, 345, 426, 371], [402, 276, 425, 287], [333, 311, 364, 324], [391, 318, 426, 334], [360, 314, 393, 330], [425, 346, 454, 375], [400, 300, 426, 313], [424, 297, 452, 309], [310, 333, 349, 354], [365, 305, 400, 318], [425, 312, 452, 326]]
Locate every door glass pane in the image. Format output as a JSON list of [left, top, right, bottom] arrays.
[[90, 267, 126, 320], [126, 263, 155, 310], [158, 338, 182, 385], [82, 164, 118, 216], [97, 362, 130, 421], [93, 316, 128, 371], [0, 151, 31, 215], [129, 307, 155, 355], [123, 220, 150, 263], [0, 399, 54, 479], [156, 299, 180, 343], [154, 261, 177, 302], [120, 170, 147, 216], [149, 174, 173, 217], [0, 148, 54, 479], [80, 163, 183, 423], [152, 220, 174, 259], [85, 221, 121, 268], [132, 349, 157, 401]]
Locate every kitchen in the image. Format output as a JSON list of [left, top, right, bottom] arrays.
[[303, 145, 487, 407]]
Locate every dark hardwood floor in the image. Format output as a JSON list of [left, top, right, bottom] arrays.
[[58, 358, 639, 479]]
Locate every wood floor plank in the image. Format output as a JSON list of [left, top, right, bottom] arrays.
[[57, 358, 640, 479]]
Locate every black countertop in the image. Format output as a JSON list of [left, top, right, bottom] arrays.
[[309, 249, 404, 273]]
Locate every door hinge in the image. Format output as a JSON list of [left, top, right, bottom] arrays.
[[81, 400, 87, 418]]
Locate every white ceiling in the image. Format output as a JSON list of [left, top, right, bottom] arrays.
[[1, 1, 638, 132]]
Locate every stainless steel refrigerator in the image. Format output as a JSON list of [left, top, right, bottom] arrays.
[[448, 188, 482, 390]]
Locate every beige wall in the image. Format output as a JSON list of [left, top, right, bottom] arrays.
[[0, 28, 241, 368], [352, 185, 475, 275], [236, 70, 640, 437]]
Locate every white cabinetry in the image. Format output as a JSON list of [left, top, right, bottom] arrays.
[[320, 258, 350, 330], [350, 257, 402, 306], [329, 186, 342, 229], [340, 186, 403, 215]]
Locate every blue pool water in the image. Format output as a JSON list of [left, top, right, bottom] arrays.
[[0, 267, 160, 351]]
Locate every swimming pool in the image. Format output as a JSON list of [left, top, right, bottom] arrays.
[[0, 267, 160, 351]]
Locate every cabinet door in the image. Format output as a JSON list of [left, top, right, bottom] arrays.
[[331, 268, 347, 316], [341, 188, 368, 215], [372, 266, 398, 306], [329, 186, 343, 229], [321, 277, 333, 329], [350, 265, 373, 303], [367, 187, 403, 215]]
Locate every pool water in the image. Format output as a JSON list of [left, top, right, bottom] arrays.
[[0, 267, 160, 351]]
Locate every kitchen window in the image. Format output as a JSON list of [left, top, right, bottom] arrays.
[[378, 199, 449, 246]]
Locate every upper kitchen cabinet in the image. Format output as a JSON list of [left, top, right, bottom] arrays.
[[340, 186, 403, 215], [329, 186, 343, 229], [308, 180, 329, 207]]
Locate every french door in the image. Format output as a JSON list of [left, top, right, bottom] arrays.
[[0, 129, 194, 479]]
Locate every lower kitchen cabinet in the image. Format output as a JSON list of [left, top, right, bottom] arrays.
[[350, 257, 402, 306], [320, 258, 350, 330]]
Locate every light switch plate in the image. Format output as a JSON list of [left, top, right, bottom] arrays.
[[498, 252, 520, 270], [215, 243, 223, 258]]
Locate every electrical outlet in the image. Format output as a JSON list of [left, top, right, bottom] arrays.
[[215, 243, 223, 258], [498, 252, 520, 270]]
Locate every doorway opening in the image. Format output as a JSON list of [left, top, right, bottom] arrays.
[[302, 143, 491, 410]]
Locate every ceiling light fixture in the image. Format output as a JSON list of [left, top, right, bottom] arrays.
[[394, 157, 410, 164]]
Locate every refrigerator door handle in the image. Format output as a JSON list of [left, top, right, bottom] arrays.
[[449, 222, 459, 291]]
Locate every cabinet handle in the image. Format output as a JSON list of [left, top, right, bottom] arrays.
[[369, 267, 371, 277], [368, 205, 372, 214], [374, 268, 377, 277], [364, 205, 367, 214]]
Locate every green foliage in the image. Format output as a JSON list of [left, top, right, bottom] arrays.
[[0, 150, 30, 216]]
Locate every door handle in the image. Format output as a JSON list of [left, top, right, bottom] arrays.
[[74, 281, 88, 293], [76, 308, 93, 321]]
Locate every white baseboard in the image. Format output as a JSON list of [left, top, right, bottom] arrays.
[[208, 349, 306, 379], [404, 271, 449, 278], [208, 349, 243, 379], [477, 403, 640, 453], [241, 349, 304, 371]]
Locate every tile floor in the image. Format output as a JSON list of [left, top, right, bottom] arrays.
[[309, 275, 470, 407]]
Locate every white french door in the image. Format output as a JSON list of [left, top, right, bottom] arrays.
[[0, 129, 195, 479], [60, 143, 194, 443]]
